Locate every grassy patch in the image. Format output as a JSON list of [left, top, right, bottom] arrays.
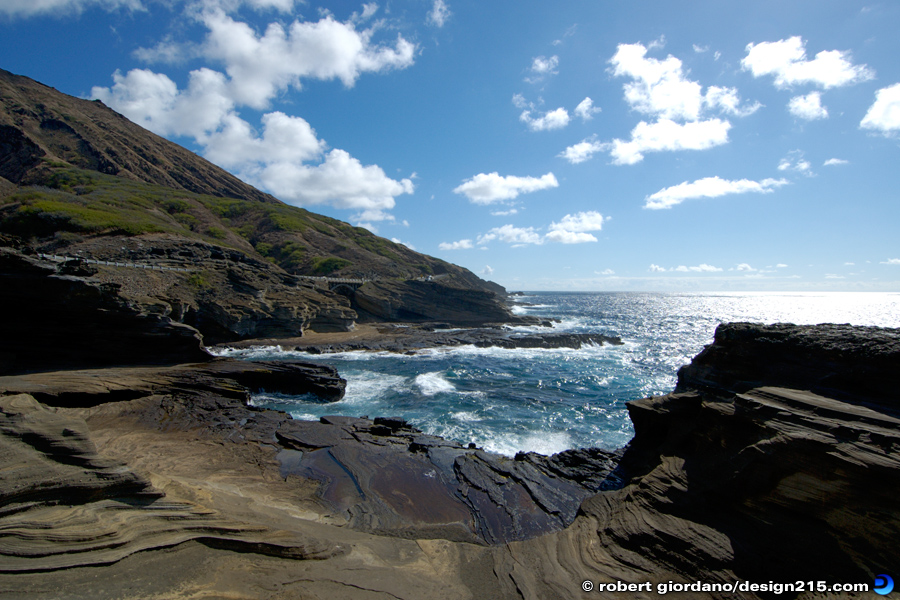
[[311, 256, 351, 275]]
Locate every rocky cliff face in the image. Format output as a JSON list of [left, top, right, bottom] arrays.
[[0, 247, 210, 374]]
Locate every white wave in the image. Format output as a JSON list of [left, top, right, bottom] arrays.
[[480, 431, 573, 457], [345, 372, 408, 402], [414, 372, 456, 396], [451, 410, 482, 422]]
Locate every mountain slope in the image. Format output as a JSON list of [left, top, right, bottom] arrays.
[[0, 68, 518, 351]]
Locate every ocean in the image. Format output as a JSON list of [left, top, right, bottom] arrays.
[[213, 291, 900, 457]]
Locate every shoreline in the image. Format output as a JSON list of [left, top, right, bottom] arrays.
[[212, 321, 624, 355]]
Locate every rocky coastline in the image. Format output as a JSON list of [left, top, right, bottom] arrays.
[[1, 320, 897, 598], [2, 69, 897, 598]]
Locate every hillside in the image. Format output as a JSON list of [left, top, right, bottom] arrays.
[[0, 67, 516, 354]]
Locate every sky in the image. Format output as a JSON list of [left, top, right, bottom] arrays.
[[2, 0, 899, 291]]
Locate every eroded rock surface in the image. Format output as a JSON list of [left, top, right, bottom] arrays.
[[1, 322, 897, 599]]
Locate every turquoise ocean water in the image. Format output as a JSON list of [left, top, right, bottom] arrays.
[[213, 292, 900, 456]]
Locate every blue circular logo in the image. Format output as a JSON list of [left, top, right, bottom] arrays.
[[875, 574, 894, 596]]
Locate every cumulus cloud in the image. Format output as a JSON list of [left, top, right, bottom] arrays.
[[257, 149, 414, 210], [788, 91, 828, 120], [199, 9, 416, 108], [609, 43, 758, 121], [735, 263, 757, 272], [545, 210, 606, 244], [608, 118, 731, 165], [596, 269, 615, 275], [860, 83, 900, 135], [602, 43, 756, 165], [519, 107, 570, 131], [558, 138, 605, 164], [824, 158, 849, 166], [453, 172, 558, 204], [648, 264, 667, 272], [478, 225, 543, 246], [574, 97, 601, 121], [439, 239, 473, 250], [426, 0, 450, 27], [92, 67, 234, 139], [644, 176, 789, 210], [741, 36, 874, 89], [882, 258, 900, 265]]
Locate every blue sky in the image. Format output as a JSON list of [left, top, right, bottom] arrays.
[[3, 0, 899, 291]]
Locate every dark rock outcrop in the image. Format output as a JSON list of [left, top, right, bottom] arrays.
[[352, 279, 522, 326], [0, 247, 210, 374], [288, 323, 622, 354]]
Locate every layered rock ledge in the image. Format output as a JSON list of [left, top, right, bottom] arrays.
[[0, 322, 897, 599]]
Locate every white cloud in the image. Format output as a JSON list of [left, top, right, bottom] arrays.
[[203, 111, 324, 168], [574, 97, 601, 120], [92, 67, 234, 139], [426, 0, 450, 27], [825, 274, 845, 279], [478, 225, 543, 246], [648, 264, 667, 272], [529, 55, 559, 76], [644, 176, 789, 210], [788, 91, 828, 120], [519, 107, 571, 131], [741, 36, 874, 89], [735, 263, 756, 272], [544, 211, 604, 244], [257, 149, 414, 211], [544, 230, 597, 244], [0, 0, 143, 18], [558, 138, 604, 164], [596, 269, 615, 275], [608, 118, 732, 165], [199, 10, 416, 108], [491, 208, 519, 216], [355, 208, 395, 223], [604, 42, 758, 165], [482, 265, 494, 276], [453, 172, 558, 204], [674, 264, 722, 272], [860, 83, 900, 134], [548, 211, 605, 233], [439, 239, 473, 250], [824, 158, 849, 166], [776, 263, 789, 268], [777, 150, 812, 175], [609, 43, 757, 121], [693, 44, 709, 54], [881, 258, 900, 265]]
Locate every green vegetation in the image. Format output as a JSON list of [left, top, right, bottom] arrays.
[[187, 272, 213, 289], [0, 165, 441, 280], [311, 256, 351, 274]]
